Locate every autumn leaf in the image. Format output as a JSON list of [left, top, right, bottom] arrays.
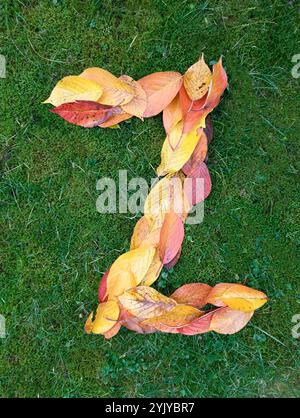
[[164, 246, 182, 270], [170, 283, 212, 308], [80, 67, 135, 106], [209, 307, 254, 334], [85, 300, 120, 334], [103, 322, 122, 339], [159, 211, 184, 265], [184, 54, 212, 100], [138, 72, 182, 117], [119, 309, 156, 334], [118, 286, 176, 319], [142, 304, 203, 333], [50, 100, 120, 128], [43, 75, 103, 107], [179, 85, 207, 133], [140, 250, 163, 286], [163, 94, 182, 135], [157, 122, 205, 176], [99, 111, 132, 128], [182, 130, 208, 175], [119, 75, 147, 119], [106, 247, 156, 298], [207, 283, 268, 312], [183, 162, 212, 206], [204, 115, 213, 145], [130, 216, 161, 250], [98, 269, 109, 303], [178, 309, 215, 335], [144, 175, 191, 222]]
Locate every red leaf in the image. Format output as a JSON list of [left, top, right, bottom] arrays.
[[159, 212, 184, 265], [98, 269, 109, 303], [50, 100, 119, 128], [183, 162, 212, 206]]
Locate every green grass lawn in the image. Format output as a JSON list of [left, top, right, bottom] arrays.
[[1, 0, 300, 398]]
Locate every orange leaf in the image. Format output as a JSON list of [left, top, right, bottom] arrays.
[[181, 58, 227, 134], [119, 75, 147, 119], [50, 100, 118, 128], [138, 72, 182, 117], [99, 111, 132, 128], [163, 94, 182, 135], [170, 283, 212, 308], [80, 67, 135, 106], [159, 211, 184, 265], [207, 283, 268, 312], [103, 322, 122, 339], [209, 307, 254, 334], [183, 54, 212, 100]]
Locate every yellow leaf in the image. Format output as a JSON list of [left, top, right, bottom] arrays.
[[106, 247, 156, 298], [143, 304, 202, 332], [184, 54, 212, 100], [144, 175, 191, 223], [156, 121, 205, 176], [119, 75, 147, 119], [119, 286, 176, 319], [140, 249, 163, 286], [207, 283, 268, 312], [85, 300, 120, 334], [43, 75, 103, 107], [80, 67, 135, 106]]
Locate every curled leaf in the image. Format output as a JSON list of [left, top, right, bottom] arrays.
[[182, 130, 208, 175]]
